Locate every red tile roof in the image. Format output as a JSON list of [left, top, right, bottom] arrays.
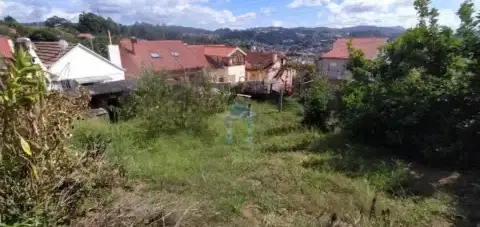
[[34, 42, 75, 68], [77, 33, 95, 39], [0, 37, 13, 59], [186, 45, 208, 67], [245, 51, 283, 70], [322, 37, 388, 60], [119, 40, 207, 79], [203, 45, 238, 57], [188, 44, 248, 69]]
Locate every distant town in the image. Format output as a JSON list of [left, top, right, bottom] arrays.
[[0, 13, 406, 65]]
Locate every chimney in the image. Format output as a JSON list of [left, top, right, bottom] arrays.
[[108, 44, 122, 68], [272, 53, 278, 63], [15, 37, 32, 51], [130, 37, 137, 55], [7, 39, 14, 54]]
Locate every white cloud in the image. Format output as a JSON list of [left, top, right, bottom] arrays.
[[437, 9, 461, 28], [317, 0, 461, 28], [0, 0, 257, 29], [272, 20, 283, 27], [260, 7, 275, 16], [288, 0, 331, 8]]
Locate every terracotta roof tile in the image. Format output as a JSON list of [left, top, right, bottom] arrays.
[[186, 45, 208, 67], [119, 40, 206, 79], [0, 37, 13, 59], [34, 42, 75, 67], [203, 45, 237, 57], [322, 37, 388, 60], [245, 51, 282, 70], [78, 33, 95, 39]]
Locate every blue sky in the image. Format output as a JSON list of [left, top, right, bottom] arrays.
[[0, 0, 472, 30]]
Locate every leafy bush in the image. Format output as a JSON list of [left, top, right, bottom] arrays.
[[340, 0, 480, 168], [0, 46, 118, 225], [28, 28, 61, 41], [125, 69, 230, 137], [300, 76, 331, 130]]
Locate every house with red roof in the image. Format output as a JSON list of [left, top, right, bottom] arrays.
[[245, 51, 296, 93], [119, 38, 206, 80], [119, 38, 248, 83], [319, 37, 388, 81], [188, 44, 247, 83], [0, 37, 14, 67]]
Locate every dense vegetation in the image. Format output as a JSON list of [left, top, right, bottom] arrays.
[[123, 69, 233, 135], [0, 45, 119, 226], [70, 100, 458, 226], [300, 0, 480, 168]]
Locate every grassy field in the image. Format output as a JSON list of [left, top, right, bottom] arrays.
[[71, 101, 458, 227]]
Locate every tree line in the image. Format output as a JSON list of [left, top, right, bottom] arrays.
[[0, 13, 219, 58]]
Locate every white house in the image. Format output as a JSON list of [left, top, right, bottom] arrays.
[[187, 44, 247, 83], [32, 40, 124, 90]]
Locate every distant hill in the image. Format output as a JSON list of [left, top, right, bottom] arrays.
[[340, 25, 405, 34], [8, 12, 405, 62], [209, 25, 404, 51]]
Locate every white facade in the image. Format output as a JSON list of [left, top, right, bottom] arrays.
[[210, 65, 246, 83], [227, 65, 246, 83], [49, 44, 125, 85]]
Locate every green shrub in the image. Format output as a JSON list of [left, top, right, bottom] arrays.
[[339, 0, 480, 168], [300, 76, 331, 130], [125, 69, 230, 137], [28, 28, 61, 41]]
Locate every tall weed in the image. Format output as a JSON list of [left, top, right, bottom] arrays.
[[0, 46, 119, 226]]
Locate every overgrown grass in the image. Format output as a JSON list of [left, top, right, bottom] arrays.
[[71, 101, 455, 226]]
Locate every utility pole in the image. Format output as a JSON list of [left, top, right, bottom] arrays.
[[279, 88, 284, 112], [108, 30, 112, 45], [89, 38, 94, 50]]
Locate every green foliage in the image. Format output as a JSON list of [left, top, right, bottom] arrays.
[[300, 76, 331, 130], [0, 25, 13, 37], [0, 46, 117, 225], [77, 13, 124, 35], [28, 28, 61, 42], [340, 0, 480, 168], [80, 35, 122, 58], [3, 16, 18, 28], [69, 103, 452, 227], [3, 16, 28, 36], [44, 16, 73, 28], [126, 70, 230, 137]]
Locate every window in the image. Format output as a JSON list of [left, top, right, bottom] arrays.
[[170, 51, 180, 57], [219, 77, 225, 82], [330, 62, 337, 67], [60, 80, 72, 90], [150, 52, 160, 58], [231, 56, 245, 65]]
